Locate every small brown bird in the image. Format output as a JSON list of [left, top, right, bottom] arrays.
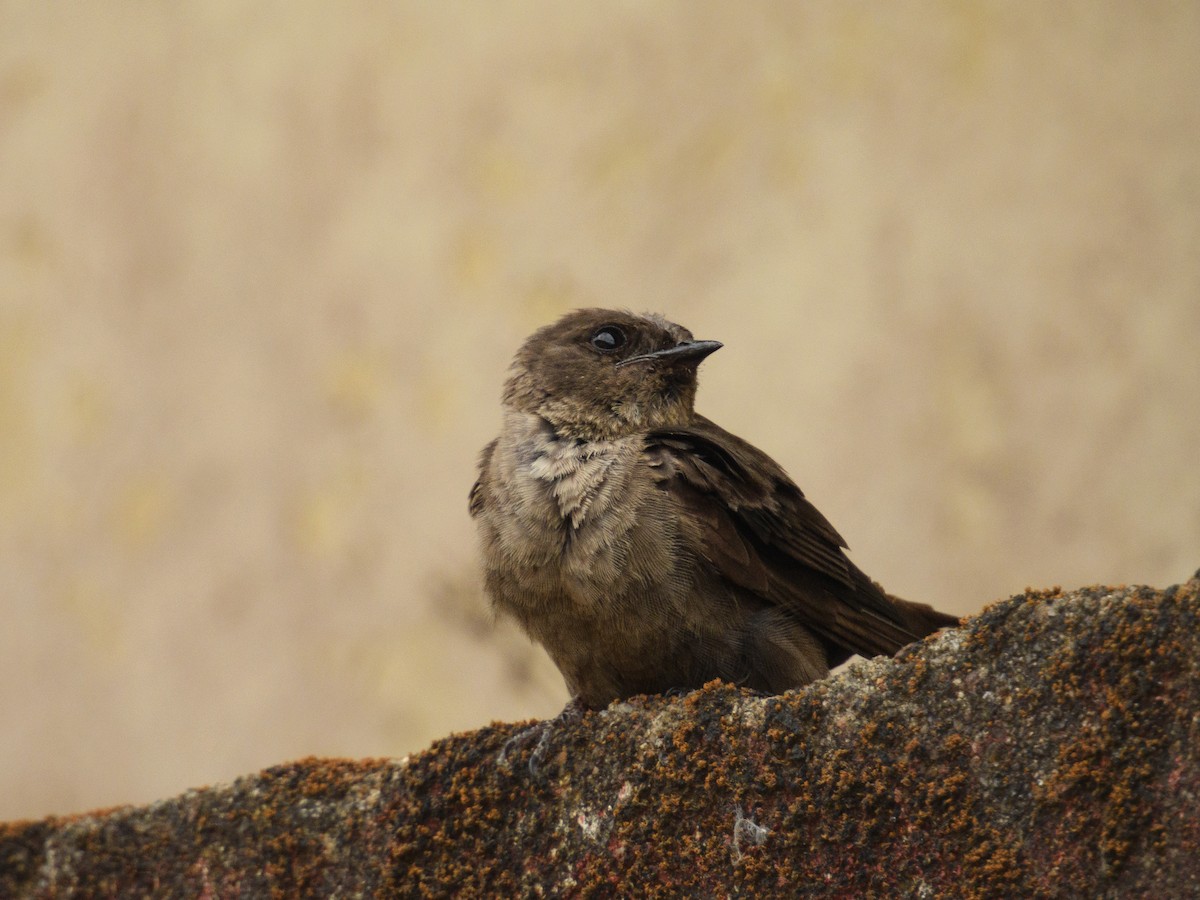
[[470, 309, 956, 709]]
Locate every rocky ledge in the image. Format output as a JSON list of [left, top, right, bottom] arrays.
[[3, 574, 1198, 898]]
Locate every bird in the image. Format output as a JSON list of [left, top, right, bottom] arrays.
[[469, 308, 957, 710]]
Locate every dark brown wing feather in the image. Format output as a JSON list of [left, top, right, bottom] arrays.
[[468, 439, 497, 518], [646, 416, 953, 662]]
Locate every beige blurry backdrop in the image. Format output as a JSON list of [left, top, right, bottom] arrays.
[[2, 3, 1197, 821]]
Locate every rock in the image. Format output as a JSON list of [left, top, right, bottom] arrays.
[[3, 575, 1199, 897]]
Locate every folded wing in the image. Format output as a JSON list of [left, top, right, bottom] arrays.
[[645, 416, 954, 662]]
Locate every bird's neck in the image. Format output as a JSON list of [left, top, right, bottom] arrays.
[[503, 398, 695, 443]]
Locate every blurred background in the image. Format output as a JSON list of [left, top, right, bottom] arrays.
[[2, 2, 1197, 821]]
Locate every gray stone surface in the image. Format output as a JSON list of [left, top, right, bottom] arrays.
[[3, 574, 1197, 897]]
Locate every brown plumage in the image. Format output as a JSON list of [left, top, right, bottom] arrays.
[[470, 309, 957, 709]]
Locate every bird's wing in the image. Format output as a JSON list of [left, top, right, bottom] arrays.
[[645, 416, 925, 659], [468, 439, 497, 518]]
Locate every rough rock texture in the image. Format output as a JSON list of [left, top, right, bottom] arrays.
[[3, 575, 1198, 898]]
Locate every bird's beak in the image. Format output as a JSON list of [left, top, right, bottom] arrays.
[[616, 339, 723, 368]]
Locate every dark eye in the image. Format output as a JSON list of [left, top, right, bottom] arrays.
[[590, 325, 627, 353]]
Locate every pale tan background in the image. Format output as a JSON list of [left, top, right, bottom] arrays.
[[2, 2, 1197, 821]]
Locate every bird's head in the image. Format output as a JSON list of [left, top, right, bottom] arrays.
[[501, 308, 722, 441]]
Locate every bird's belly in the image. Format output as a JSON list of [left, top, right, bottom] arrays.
[[488, 501, 739, 705], [481, 433, 758, 704], [488, 483, 675, 617], [486, 436, 677, 611], [532, 601, 706, 706]]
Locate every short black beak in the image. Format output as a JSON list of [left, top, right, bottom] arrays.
[[616, 339, 723, 368]]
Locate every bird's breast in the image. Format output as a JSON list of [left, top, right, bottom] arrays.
[[483, 417, 683, 616], [514, 432, 647, 565], [526, 437, 628, 530]]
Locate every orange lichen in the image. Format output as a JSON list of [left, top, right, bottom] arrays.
[[3, 576, 1198, 896]]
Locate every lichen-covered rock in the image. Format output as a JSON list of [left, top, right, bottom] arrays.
[[3, 575, 1198, 898]]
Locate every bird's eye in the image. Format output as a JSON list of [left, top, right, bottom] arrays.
[[590, 325, 627, 353]]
